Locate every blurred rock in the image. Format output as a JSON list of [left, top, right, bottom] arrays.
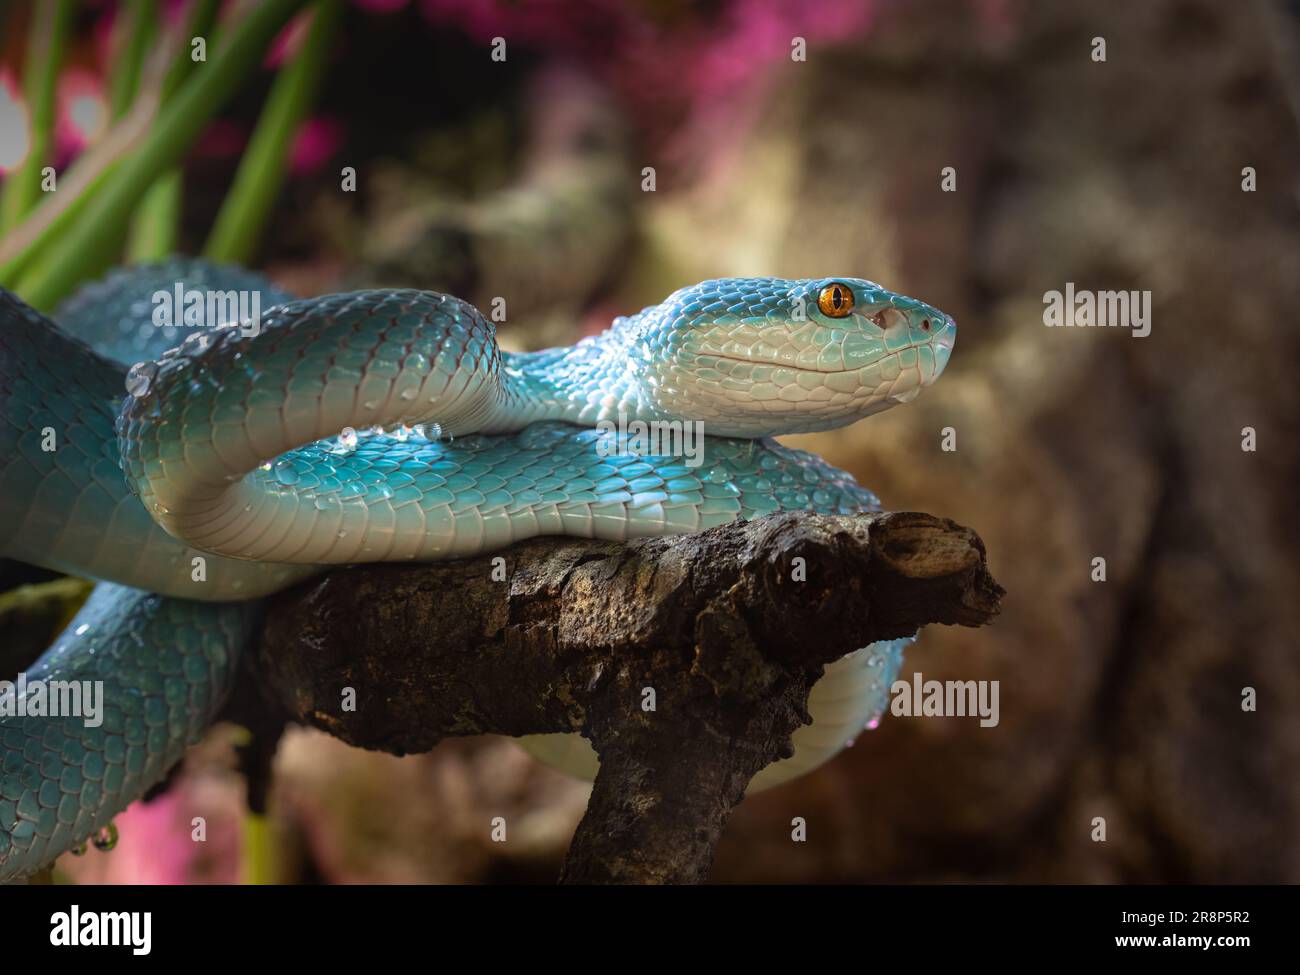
[[700, 0, 1300, 883]]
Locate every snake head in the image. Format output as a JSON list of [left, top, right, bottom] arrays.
[[630, 276, 956, 437]]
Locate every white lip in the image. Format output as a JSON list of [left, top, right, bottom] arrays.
[[703, 353, 861, 375], [704, 343, 933, 376], [889, 386, 921, 404]]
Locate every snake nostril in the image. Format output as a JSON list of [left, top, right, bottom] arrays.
[[920, 318, 931, 331]]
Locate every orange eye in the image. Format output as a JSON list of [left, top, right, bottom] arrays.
[[817, 283, 854, 318]]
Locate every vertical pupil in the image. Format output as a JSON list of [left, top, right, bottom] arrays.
[[833, 288, 843, 308]]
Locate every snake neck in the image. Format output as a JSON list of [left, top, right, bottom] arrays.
[[492, 332, 656, 431]]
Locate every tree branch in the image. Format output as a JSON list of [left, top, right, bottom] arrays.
[[239, 511, 1003, 883]]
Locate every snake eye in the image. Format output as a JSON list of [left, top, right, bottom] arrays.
[[817, 283, 855, 318]]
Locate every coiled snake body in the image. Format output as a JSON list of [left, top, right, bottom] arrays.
[[0, 260, 955, 880]]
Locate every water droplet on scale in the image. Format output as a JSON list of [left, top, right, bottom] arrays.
[[124, 361, 157, 397], [92, 822, 118, 851], [332, 427, 358, 453], [180, 331, 212, 356], [393, 424, 411, 441], [71, 840, 88, 856]]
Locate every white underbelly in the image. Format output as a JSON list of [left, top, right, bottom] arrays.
[[515, 638, 911, 793]]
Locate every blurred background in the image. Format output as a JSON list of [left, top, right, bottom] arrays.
[[1, 0, 1298, 883]]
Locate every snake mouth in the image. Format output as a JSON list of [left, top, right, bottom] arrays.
[[702, 353, 868, 375], [702, 346, 931, 377]]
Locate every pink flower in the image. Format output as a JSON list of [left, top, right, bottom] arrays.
[[290, 115, 344, 174], [54, 68, 108, 165]]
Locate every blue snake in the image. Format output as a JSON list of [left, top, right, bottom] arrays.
[[0, 260, 955, 881]]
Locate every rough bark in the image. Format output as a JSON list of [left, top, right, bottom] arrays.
[[242, 511, 1002, 883]]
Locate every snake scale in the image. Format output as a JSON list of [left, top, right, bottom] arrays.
[[0, 259, 955, 881]]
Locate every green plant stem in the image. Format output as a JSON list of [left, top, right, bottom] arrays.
[[108, 0, 158, 120], [14, 0, 307, 309], [126, 168, 182, 261], [90, 1, 159, 275], [0, 158, 122, 286], [204, 0, 342, 265], [0, 0, 74, 232], [240, 812, 276, 885], [159, 0, 224, 100], [126, 0, 223, 263]]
